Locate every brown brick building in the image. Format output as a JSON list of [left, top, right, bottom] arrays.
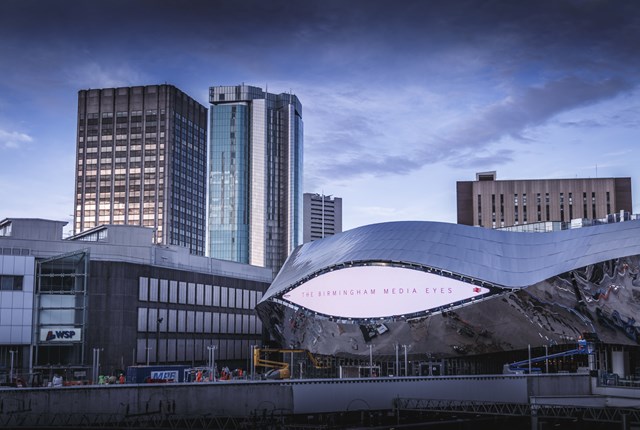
[[457, 171, 632, 228]]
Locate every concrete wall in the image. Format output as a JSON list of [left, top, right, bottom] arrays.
[[0, 374, 592, 419], [0, 381, 293, 417], [526, 373, 591, 397]]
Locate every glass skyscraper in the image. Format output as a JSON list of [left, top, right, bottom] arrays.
[[75, 85, 208, 255], [208, 85, 303, 273]]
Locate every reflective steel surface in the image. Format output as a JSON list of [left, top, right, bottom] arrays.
[[257, 220, 640, 358]]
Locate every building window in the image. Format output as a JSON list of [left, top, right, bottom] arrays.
[[569, 193, 573, 220], [583, 192, 588, 219], [514, 193, 519, 224], [537, 193, 541, 222], [606, 191, 611, 215], [592, 192, 597, 219], [545, 193, 550, 221], [0, 275, 23, 290], [139, 277, 149, 301], [500, 194, 504, 227], [491, 195, 496, 222], [477, 194, 482, 226], [560, 192, 565, 222], [0, 223, 12, 237], [522, 193, 527, 223]]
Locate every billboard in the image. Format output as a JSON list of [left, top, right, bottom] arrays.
[[281, 266, 489, 319]]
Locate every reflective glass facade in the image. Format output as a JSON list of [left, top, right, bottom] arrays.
[[208, 104, 250, 262], [208, 85, 303, 273]]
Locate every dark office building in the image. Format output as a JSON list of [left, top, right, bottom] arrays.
[[75, 85, 207, 255], [457, 171, 632, 228]]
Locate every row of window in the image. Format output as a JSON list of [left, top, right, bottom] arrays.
[[138, 307, 261, 335], [479, 191, 611, 227], [135, 337, 255, 363], [138, 277, 263, 309]]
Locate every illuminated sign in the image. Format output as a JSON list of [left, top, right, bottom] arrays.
[[281, 266, 489, 319], [40, 328, 82, 342]]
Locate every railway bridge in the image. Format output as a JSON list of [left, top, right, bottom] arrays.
[[1, 374, 638, 429]]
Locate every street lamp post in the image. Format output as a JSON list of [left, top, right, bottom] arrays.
[[395, 344, 399, 377], [207, 345, 216, 382], [369, 344, 373, 377], [92, 348, 101, 384], [156, 317, 163, 365], [9, 350, 16, 383], [402, 345, 408, 377], [545, 344, 549, 373]]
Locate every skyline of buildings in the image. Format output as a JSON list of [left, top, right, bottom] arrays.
[[303, 192, 342, 243], [456, 171, 633, 229], [74, 85, 208, 255], [208, 85, 303, 274], [4, 80, 640, 383]]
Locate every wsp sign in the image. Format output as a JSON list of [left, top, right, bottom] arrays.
[[40, 328, 82, 342]]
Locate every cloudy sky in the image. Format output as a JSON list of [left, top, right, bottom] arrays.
[[1, 0, 639, 234]]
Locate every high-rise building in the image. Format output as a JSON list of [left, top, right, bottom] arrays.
[[208, 85, 303, 272], [75, 85, 208, 255], [303, 193, 342, 242], [457, 171, 633, 228]]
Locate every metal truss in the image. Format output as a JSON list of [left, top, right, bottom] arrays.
[[394, 398, 531, 417], [393, 397, 640, 424], [533, 404, 640, 424]]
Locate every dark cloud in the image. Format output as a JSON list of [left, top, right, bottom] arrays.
[[2, 0, 639, 185], [446, 149, 516, 170], [441, 77, 634, 149], [315, 154, 424, 181], [309, 76, 634, 182]]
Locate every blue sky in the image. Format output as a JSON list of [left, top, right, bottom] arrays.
[[1, 0, 639, 234]]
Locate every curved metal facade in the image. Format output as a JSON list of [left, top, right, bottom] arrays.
[[256, 220, 640, 359]]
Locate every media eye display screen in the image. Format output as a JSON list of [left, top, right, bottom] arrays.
[[282, 266, 488, 319]]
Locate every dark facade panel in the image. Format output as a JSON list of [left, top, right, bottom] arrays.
[[85, 261, 270, 376], [615, 177, 633, 213], [456, 181, 473, 226]]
